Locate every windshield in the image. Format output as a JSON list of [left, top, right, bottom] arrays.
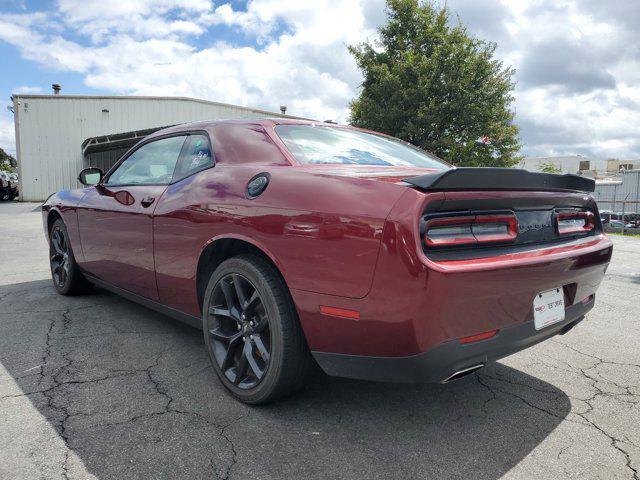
[[275, 125, 448, 169]]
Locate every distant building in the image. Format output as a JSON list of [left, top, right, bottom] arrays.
[[12, 92, 302, 201], [518, 155, 640, 176], [593, 170, 640, 214], [517, 156, 640, 213]]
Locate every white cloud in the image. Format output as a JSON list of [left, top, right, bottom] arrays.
[[0, 0, 377, 123], [447, 0, 640, 159], [1, 0, 640, 159], [13, 86, 44, 94], [56, 0, 212, 42]]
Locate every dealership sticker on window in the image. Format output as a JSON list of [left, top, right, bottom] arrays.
[[533, 288, 565, 330]]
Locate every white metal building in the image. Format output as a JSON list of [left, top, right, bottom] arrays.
[[518, 155, 640, 175], [593, 170, 640, 214], [12, 94, 296, 201]]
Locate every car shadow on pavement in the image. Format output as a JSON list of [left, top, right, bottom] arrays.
[[0, 279, 571, 480]]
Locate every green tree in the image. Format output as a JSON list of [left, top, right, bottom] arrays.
[[349, 0, 522, 167], [0, 147, 17, 173], [538, 161, 561, 174]]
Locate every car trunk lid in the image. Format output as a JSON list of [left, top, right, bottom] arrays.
[[406, 169, 600, 256]]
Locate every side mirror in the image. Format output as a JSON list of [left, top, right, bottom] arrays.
[[78, 167, 103, 186]]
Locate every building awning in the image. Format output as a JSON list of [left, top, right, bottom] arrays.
[[81, 125, 174, 157]]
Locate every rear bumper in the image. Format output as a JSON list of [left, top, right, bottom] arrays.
[[312, 296, 592, 384]]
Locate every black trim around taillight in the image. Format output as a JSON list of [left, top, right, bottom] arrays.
[[422, 207, 601, 257], [555, 209, 595, 236], [423, 211, 518, 249]]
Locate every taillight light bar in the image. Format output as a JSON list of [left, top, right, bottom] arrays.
[[424, 213, 518, 248], [556, 210, 595, 235]]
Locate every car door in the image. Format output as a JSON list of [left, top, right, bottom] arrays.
[[77, 134, 187, 300]]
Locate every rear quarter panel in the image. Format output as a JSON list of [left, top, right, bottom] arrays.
[[153, 165, 406, 316]]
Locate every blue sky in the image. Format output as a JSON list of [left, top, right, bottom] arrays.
[[0, 0, 285, 99], [1, 0, 640, 161]]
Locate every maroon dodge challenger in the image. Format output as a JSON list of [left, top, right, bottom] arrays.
[[42, 119, 613, 404]]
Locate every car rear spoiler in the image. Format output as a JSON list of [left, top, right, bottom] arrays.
[[403, 168, 595, 193]]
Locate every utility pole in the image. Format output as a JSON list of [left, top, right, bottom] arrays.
[[622, 193, 629, 235]]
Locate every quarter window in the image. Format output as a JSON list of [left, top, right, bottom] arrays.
[[106, 136, 186, 186], [172, 134, 214, 182]]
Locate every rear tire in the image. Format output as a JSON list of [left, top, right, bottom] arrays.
[[49, 219, 93, 295], [202, 254, 313, 404]]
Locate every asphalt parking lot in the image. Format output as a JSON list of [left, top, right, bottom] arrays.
[[1, 201, 639, 480]]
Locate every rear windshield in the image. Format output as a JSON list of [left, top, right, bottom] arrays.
[[275, 125, 448, 169]]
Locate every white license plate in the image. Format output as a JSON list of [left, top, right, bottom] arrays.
[[533, 288, 565, 330]]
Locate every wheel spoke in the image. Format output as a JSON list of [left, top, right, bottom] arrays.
[[220, 279, 236, 308], [244, 290, 260, 313], [220, 279, 243, 321], [209, 327, 239, 342], [234, 342, 250, 384], [252, 334, 270, 363], [209, 307, 233, 318], [59, 231, 66, 252], [246, 339, 265, 379], [232, 274, 248, 309], [51, 231, 63, 254], [220, 333, 243, 371]]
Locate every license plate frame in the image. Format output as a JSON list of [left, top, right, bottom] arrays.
[[533, 288, 565, 330]]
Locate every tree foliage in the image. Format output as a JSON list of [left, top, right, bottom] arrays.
[[0, 147, 17, 173], [349, 0, 522, 167]]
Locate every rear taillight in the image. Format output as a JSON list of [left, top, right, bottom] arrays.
[[424, 213, 517, 248], [424, 216, 476, 247], [556, 210, 595, 235]]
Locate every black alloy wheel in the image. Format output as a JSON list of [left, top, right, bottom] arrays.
[[206, 273, 272, 389], [48, 219, 92, 295], [202, 254, 314, 404], [50, 226, 70, 289]]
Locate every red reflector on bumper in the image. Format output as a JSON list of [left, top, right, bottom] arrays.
[[459, 329, 499, 344], [320, 306, 360, 320], [581, 294, 594, 304]]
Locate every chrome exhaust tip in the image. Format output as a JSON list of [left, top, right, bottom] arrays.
[[440, 364, 485, 384]]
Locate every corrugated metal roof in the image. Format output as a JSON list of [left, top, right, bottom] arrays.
[[12, 94, 310, 121]]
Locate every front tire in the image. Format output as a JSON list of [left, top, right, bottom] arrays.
[[202, 254, 312, 404], [49, 219, 93, 295]]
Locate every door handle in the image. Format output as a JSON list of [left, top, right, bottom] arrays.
[[140, 196, 156, 208]]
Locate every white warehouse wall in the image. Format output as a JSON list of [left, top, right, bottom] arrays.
[[13, 95, 295, 201], [517, 156, 609, 174]]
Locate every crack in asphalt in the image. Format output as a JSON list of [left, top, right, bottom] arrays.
[[58, 345, 248, 480], [477, 338, 640, 479], [1, 303, 246, 480], [216, 414, 247, 480], [39, 308, 74, 480]]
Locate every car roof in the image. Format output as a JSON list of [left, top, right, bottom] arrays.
[[145, 118, 350, 139]]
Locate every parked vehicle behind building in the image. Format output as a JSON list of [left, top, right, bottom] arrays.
[[0, 171, 19, 201]]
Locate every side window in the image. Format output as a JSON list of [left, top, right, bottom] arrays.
[[106, 136, 186, 186], [172, 134, 214, 183]]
